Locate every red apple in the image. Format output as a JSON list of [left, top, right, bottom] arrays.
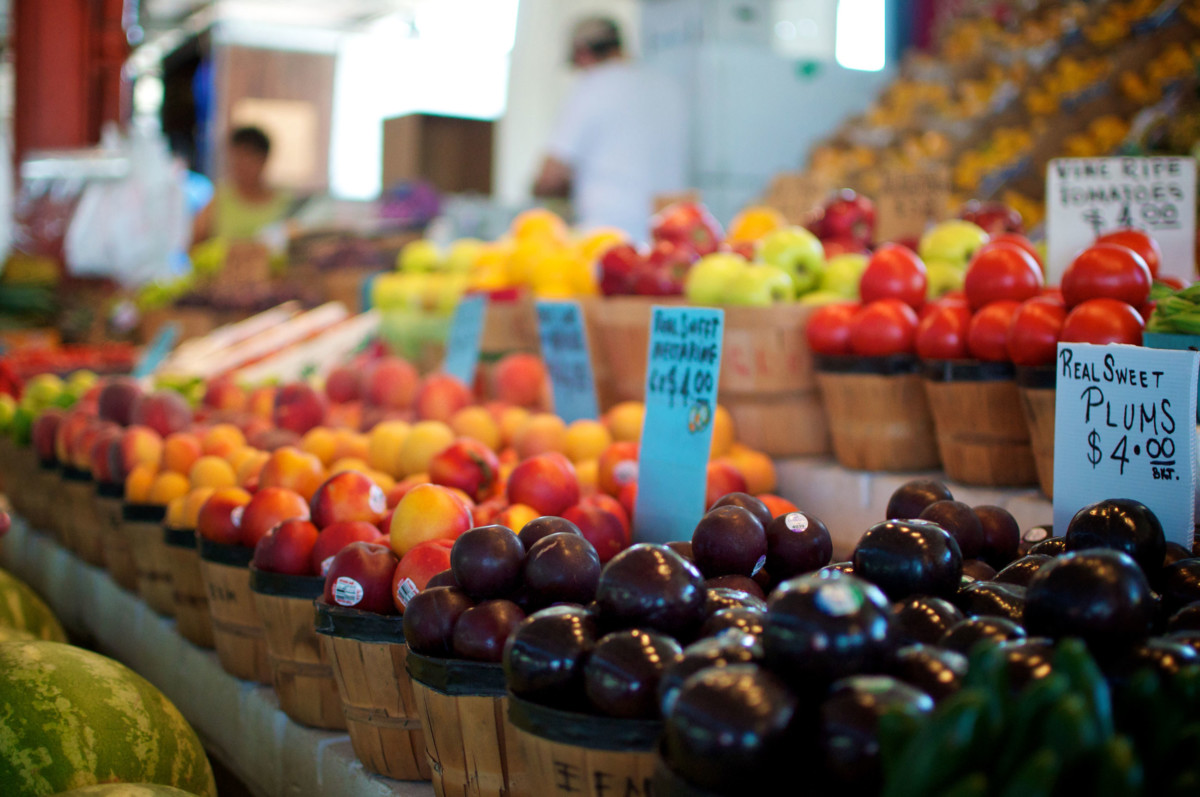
[[651, 201, 723, 256], [391, 539, 455, 612], [598, 243, 644, 296], [312, 520, 382, 576], [273, 382, 326, 436], [322, 541, 399, 614], [429, 438, 501, 503], [813, 189, 876, 246], [252, 518, 320, 576], [958, 200, 1023, 236], [506, 453, 580, 516]]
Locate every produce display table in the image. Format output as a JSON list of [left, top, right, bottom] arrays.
[[0, 517, 434, 797], [776, 457, 1053, 556]]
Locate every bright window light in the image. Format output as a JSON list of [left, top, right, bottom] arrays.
[[835, 0, 885, 71]]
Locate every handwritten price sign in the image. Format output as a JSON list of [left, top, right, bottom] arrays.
[[1053, 342, 1199, 547], [634, 306, 725, 543], [535, 300, 599, 423], [442, 294, 486, 384]]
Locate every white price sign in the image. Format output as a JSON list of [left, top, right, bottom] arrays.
[[1045, 156, 1196, 283]]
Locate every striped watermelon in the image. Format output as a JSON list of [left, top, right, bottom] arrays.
[[0, 641, 216, 797], [0, 567, 66, 642], [55, 786, 199, 797]]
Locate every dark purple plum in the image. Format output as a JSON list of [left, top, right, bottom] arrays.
[[452, 600, 525, 662], [852, 520, 963, 600], [403, 586, 474, 656], [666, 541, 694, 562], [892, 645, 966, 702], [1028, 537, 1067, 557], [451, 525, 525, 599], [1064, 499, 1165, 575], [1167, 601, 1200, 632], [521, 532, 601, 608], [595, 544, 707, 639], [691, 506, 767, 578], [886, 479, 953, 520], [709, 492, 773, 529], [892, 597, 964, 646], [658, 631, 760, 716], [941, 617, 1025, 656], [974, 505, 1021, 568], [704, 588, 767, 616], [962, 560, 997, 581], [426, 569, 457, 588], [1160, 559, 1200, 616], [919, 501, 983, 560], [503, 605, 597, 707], [994, 555, 1053, 587], [701, 607, 765, 638], [765, 511, 832, 581], [1019, 525, 1055, 556], [955, 581, 1026, 624], [584, 628, 683, 718], [518, 515, 582, 551], [704, 575, 765, 601]]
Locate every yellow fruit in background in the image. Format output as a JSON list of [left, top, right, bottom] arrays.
[[709, 405, 735, 458], [166, 495, 188, 529], [183, 487, 217, 529], [604, 401, 645, 443], [398, 239, 443, 273], [510, 208, 568, 243], [564, 419, 613, 463], [397, 420, 455, 477], [367, 420, 411, 477], [300, 427, 338, 466], [728, 444, 778, 495], [450, 407, 501, 452], [125, 464, 158, 504], [189, 456, 237, 489], [576, 458, 599, 494], [577, 228, 626, 263], [148, 471, 191, 506], [727, 206, 788, 244], [329, 457, 370, 475]]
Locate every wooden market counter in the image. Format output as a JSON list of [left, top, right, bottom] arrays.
[[0, 517, 434, 797]]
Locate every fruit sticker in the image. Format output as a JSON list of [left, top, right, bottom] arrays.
[[784, 513, 809, 533], [333, 576, 364, 607], [394, 576, 419, 608], [636, 306, 725, 543]]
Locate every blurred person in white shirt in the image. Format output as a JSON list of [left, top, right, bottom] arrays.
[[533, 17, 689, 241]]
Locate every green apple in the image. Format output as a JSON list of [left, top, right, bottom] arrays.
[[918, 221, 989, 270], [798, 290, 850, 306], [758, 227, 825, 294], [926, 259, 965, 298], [819, 253, 869, 298], [21, 373, 63, 410], [445, 239, 484, 273], [434, 273, 470, 315], [398, 239, 443, 273], [685, 253, 749, 305], [726, 264, 796, 306]]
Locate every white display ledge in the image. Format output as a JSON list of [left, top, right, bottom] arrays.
[[0, 518, 433, 797], [775, 456, 1053, 558]]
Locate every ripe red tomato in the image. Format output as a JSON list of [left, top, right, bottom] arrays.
[[915, 303, 971, 360], [805, 302, 860, 355], [986, 233, 1044, 274], [1060, 298, 1144, 346], [859, 244, 928, 309], [1006, 299, 1066, 366], [966, 300, 1021, 361], [963, 243, 1043, 311], [849, 299, 919, 357], [1061, 243, 1151, 309], [1096, 228, 1162, 278]]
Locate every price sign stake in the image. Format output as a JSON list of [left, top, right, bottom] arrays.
[[535, 300, 599, 423], [1053, 342, 1199, 548], [442, 294, 486, 385], [634, 306, 724, 543]]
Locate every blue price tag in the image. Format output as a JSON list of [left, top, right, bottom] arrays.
[[634, 305, 725, 544], [1053, 342, 1199, 548], [134, 322, 180, 378], [442, 295, 486, 384], [535, 300, 599, 423]]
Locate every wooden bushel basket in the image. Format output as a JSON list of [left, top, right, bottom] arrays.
[[1017, 365, 1056, 498], [586, 296, 686, 409], [480, 290, 539, 360], [923, 360, 1038, 486], [509, 695, 659, 797], [29, 460, 59, 534], [314, 600, 430, 781], [250, 568, 345, 730], [62, 468, 105, 566], [46, 467, 72, 545], [96, 483, 137, 591], [123, 503, 175, 616], [164, 526, 214, 648], [720, 303, 829, 457], [406, 651, 527, 797], [814, 355, 940, 471], [198, 537, 271, 684]]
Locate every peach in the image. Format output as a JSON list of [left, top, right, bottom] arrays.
[[130, 390, 193, 437], [564, 419, 612, 463], [273, 382, 326, 435], [196, 486, 253, 545], [364, 357, 420, 409], [71, 419, 119, 473], [705, 460, 748, 510], [182, 487, 217, 528], [239, 486, 311, 547], [366, 470, 396, 492], [31, 409, 64, 463], [97, 377, 142, 426], [562, 502, 629, 563], [496, 405, 531, 448], [397, 420, 455, 476], [202, 423, 246, 458], [148, 471, 191, 506], [493, 353, 548, 408], [450, 406, 501, 451], [310, 470, 388, 529], [604, 401, 645, 443], [253, 518, 320, 576], [325, 364, 363, 404], [203, 377, 247, 413], [494, 503, 539, 533], [165, 495, 188, 529], [329, 457, 371, 475], [258, 446, 326, 500], [709, 404, 735, 457], [250, 427, 301, 452], [391, 539, 455, 612], [758, 493, 800, 517], [332, 430, 370, 463], [389, 483, 473, 555], [429, 438, 502, 502], [300, 426, 338, 466], [54, 410, 91, 466], [248, 386, 276, 420], [575, 458, 599, 496], [324, 400, 364, 431], [387, 473, 429, 507], [162, 432, 203, 475], [727, 445, 777, 494], [236, 450, 270, 489], [414, 373, 473, 423], [109, 425, 164, 482], [506, 453, 580, 516], [472, 497, 507, 527], [188, 455, 237, 489], [124, 463, 157, 504], [597, 442, 639, 497], [366, 420, 410, 477], [513, 413, 567, 459]]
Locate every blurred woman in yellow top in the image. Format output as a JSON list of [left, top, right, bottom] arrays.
[[192, 126, 291, 244]]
